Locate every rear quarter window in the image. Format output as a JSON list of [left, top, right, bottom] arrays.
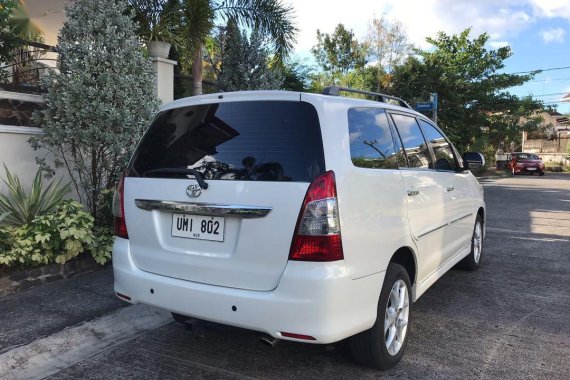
[[128, 101, 325, 182]]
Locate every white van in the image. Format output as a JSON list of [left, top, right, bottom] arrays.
[[113, 87, 486, 369]]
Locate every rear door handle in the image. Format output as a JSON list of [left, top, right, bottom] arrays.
[[446, 187, 455, 192], [407, 189, 419, 196]]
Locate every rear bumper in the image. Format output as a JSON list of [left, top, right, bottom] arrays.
[[113, 238, 384, 344]]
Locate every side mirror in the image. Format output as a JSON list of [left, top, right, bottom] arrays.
[[463, 152, 485, 170]]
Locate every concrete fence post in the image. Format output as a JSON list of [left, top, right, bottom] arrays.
[[150, 57, 177, 105]]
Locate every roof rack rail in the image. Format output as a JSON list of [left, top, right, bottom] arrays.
[[322, 86, 412, 109]]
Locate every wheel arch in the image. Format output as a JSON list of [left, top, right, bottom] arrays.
[[389, 246, 417, 286]]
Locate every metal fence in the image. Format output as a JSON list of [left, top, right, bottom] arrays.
[[0, 41, 57, 95]]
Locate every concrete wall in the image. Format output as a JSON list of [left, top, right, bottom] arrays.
[[0, 127, 77, 199], [536, 153, 570, 167]]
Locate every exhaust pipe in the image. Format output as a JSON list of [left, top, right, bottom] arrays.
[[260, 335, 280, 347]]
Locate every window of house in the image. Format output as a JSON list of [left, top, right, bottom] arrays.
[[348, 108, 402, 169]]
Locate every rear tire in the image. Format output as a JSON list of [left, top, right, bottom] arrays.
[[457, 215, 484, 271], [172, 312, 191, 324], [350, 263, 412, 370], [539, 172, 545, 176]]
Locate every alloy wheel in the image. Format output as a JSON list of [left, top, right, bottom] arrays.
[[384, 279, 410, 356], [473, 221, 482, 263]]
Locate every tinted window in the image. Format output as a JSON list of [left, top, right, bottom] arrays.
[[391, 114, 432, 169], [419, 120, 457, 171], [129, 101, 325, 182], [348, 108, 402, 169]]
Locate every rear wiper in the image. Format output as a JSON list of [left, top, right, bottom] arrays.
[[145, 167, 209, 189]]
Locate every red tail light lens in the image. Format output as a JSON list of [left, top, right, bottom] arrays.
[[280, 332, 316, 341], [113, 174, 128, 239], [289, 171, 343, 262]]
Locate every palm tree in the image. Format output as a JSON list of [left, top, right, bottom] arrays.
[[180, 0, 296, 95]]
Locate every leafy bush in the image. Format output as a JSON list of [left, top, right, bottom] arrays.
[[0, 201, 113, 267], [0, 201, 92, 265], [0, 164, 70, 227], [91, 227, 114, 265]]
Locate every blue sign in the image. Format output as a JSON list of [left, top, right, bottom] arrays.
[[415, 102, 433, 111]]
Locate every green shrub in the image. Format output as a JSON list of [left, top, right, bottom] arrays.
[[0, 164, 70, 227], [0, 200, 93, 266], [91, 227, 114, 265], [0, 200, 114, 267]]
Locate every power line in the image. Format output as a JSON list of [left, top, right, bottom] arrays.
[[529, 92, 569, 97], [528, 77, 570, 83], [542, 101, 570, 105], [508, 65, 570, 75]]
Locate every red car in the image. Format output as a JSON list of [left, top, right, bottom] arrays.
[[507, 152, 545, 175]]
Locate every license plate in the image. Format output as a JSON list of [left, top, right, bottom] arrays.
[[171, 214, 225, 242], [527, 167, 536, 170]]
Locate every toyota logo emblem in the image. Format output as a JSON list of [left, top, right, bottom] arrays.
[[186, 184, 202, 198]]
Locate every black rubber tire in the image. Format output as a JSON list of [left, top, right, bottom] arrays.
[[349, 263, 412, 370], [172, 312, 191, 324], [456, 215, 484, 271], [539, 171, 545, 176]]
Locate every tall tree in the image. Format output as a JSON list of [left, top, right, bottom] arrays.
[[179, 0, 296, 95], [311, 23, 366, 84], [365, 16, 413, 91], [206, 20, 283, 91], [390, 29, 543, 153], [31, 0, 160, 223], [281, 58, 312, 91]]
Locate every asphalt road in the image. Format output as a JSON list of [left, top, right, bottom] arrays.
[[1, 173, 569, 379]]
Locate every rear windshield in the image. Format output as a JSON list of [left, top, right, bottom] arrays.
[[128, 101, 325, 182]]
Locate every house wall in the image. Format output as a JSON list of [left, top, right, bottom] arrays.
[[0, 127, 78, 198]]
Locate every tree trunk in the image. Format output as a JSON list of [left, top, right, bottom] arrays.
[[192, 43, 203, 95]]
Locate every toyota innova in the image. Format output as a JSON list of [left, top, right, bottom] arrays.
[[113, 86, 486, 369]]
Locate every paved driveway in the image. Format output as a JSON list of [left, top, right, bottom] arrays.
[[1, 174, 569, 379]]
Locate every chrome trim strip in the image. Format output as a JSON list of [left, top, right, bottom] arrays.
[[416, 212, 474, 240], [134, 199, 272, 218], [449, 213, 473, 225], [417, 222, 448, 239]]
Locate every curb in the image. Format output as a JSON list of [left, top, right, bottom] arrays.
[[0, 255, 106, 296]]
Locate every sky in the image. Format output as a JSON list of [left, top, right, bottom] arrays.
[[287, 0, 570, 114]]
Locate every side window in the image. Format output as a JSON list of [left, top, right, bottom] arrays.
[[419, 120, 458, 171], [390, 114, 432, 169], [348, 108, 403, 169]]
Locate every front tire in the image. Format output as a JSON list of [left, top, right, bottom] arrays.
[[457, 215, 484, 271], [350, 263, 412, 370]]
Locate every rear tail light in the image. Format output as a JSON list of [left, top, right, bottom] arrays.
[[113, 174, 129, 239], [289, 171, 343, 262]]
